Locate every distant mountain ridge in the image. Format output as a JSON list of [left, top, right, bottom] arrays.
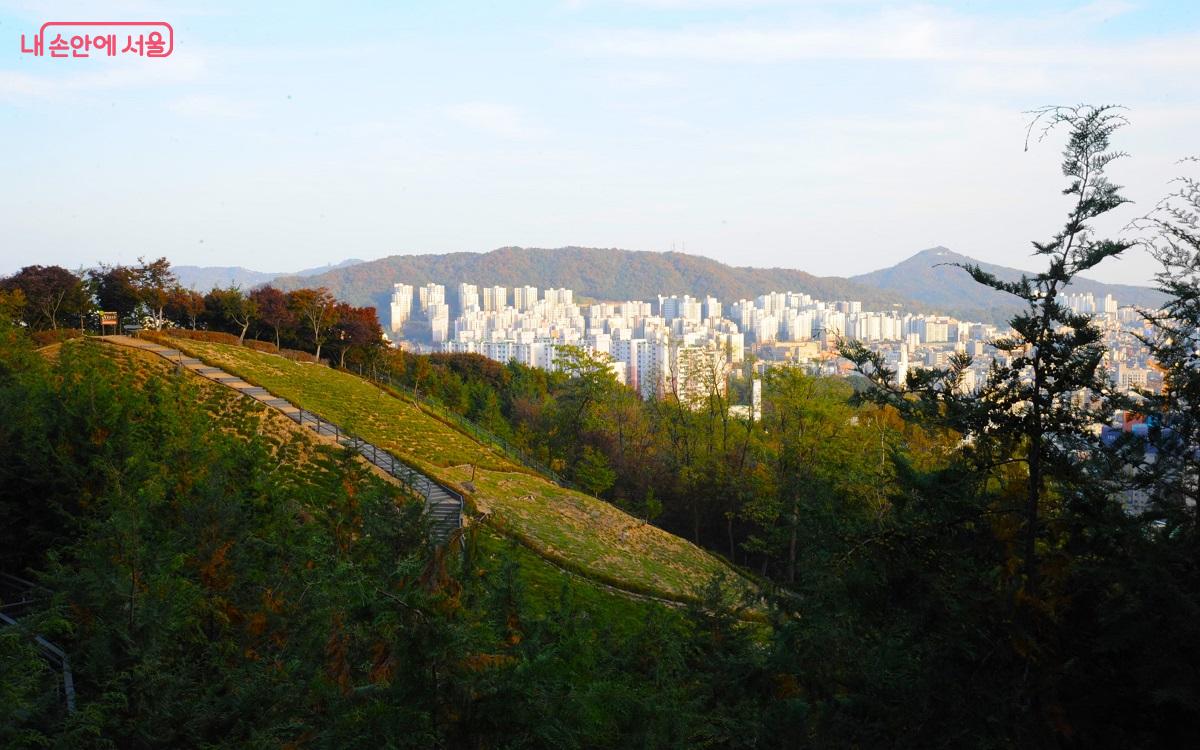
[[849, 247, 1167, 322], [270, 246, 912, 317], [174, 258, 364, 291], [234, 245, 1163, 326]]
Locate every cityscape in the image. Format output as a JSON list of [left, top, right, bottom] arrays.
[[7, 1, 1200, 744], [388, 279, 1160, 404]]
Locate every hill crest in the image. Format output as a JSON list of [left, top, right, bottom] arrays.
[[225, 245, 1163, 325]]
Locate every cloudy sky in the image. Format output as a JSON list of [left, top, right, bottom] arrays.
[[2, 1, 1198, 284]]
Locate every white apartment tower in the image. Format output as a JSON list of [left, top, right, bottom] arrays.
[[418, 283, 445, 312], [389, 283, 414, 333], [513, 286, 539, 312], [483, 285, 507, 311], [428, 302, 450, 343], [457, 283, 480, 313]]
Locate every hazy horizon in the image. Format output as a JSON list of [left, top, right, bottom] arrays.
[[4, 1, 1198, 285]]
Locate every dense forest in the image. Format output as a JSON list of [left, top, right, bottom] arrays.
[[4, 106, 1200, 746]]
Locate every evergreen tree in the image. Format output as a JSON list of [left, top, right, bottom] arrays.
[[1136, 157, 1200, 534], [840, 105, 1136, 743]]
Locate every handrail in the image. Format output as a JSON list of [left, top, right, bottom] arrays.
[[100, 336, 463, 547], [347, 363, 578, 491], [286, 405, 464, 545], [0, 574, 76, 714]]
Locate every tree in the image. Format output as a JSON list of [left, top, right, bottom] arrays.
[[573, 446, 616, 497], [745, 367, 871, 583], [289, 287, 339, 361], [552, 345, 619, 471], [166, 285, 206, 330], [958, 105, 1132, 597], [250, 286, 294, 349], [840, 104, 1134, 742], [67, 266, 96, 330], [90, 264, 141, 323], [328, 302, 384, 368], [134, 256, 176, 329], [208, 286, 258, 344], [0, 265, 86, 330], [1137, 157, 1200, 534], [0, 288, 26, 322], [845, 104, 1132, 599]]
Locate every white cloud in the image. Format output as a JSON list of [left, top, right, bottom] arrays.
[[572, 13, 960, 63], [446, 101, 546, 139], [570, 0, 886, 9], [606, 69, 680, 88], [0, 71, 43, 98], [168, 93, 256, 119], [0, 51, 206, 101], [568, 4, 1200, 68], [1, 1, 226, 21]]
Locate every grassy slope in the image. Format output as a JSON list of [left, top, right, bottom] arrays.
[[89, 341, 391, 498], [90, 339, 670, 622], [161, 337, 754, 604]]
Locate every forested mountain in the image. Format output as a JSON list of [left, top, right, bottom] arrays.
[[268, 245, 1163, 325], [270, 246, 913, 314], [850, 246, 1168, 322]]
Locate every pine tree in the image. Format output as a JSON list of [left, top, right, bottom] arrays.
[[1136, 157, 1200, 534], [844, 104, 1132, 597], [840, 105, 1135, 742]]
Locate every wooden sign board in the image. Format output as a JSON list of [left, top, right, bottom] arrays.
[[100, 312, 117, 326]]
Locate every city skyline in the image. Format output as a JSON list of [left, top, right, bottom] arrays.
[[386, 277, 1152, 401]]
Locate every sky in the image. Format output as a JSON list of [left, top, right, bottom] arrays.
[[2, 1, 1199, 285]]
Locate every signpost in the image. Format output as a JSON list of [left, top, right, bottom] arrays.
[[100, 311, 118, 335]]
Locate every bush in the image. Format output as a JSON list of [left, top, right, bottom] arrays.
[[243, 339, 279, 353], [156, 329, 280, 354], [164, 329, 242, 346], [279, 348, 318, 363], [31, 328, 83, 346]]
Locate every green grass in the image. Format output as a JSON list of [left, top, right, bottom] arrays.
[[97, 339, 677, 623], [160, 338, 516, 473], [89, 340, 408, 503], [470, 527, 680, 634], [162, 337, 756, 605]]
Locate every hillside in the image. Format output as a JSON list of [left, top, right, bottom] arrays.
[[270, 246, 912, 314], [89, 339, 402, 495], [174, 258, 364, 291], [850, 246, 1168, 322], [9, 333, 709, 744], [85, 338, 676, 627], [158, 335, 755, 605]]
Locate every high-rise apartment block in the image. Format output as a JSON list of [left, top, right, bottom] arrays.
[[389, 283, 414, 333]]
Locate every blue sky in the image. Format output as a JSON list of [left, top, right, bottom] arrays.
[[2, 1, 1198, 285]]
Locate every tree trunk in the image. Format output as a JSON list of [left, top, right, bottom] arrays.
[[788, 496, 799, 584], [727, 513, 736, 562], [1025, 423, 1041, 597], [692, 498, 701, 545]]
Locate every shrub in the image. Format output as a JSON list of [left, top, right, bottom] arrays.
[[165, 329, 242, 346], [31, 328, 83, 347], [243, 339, 279, 353], [279, 348, 319, 364]]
